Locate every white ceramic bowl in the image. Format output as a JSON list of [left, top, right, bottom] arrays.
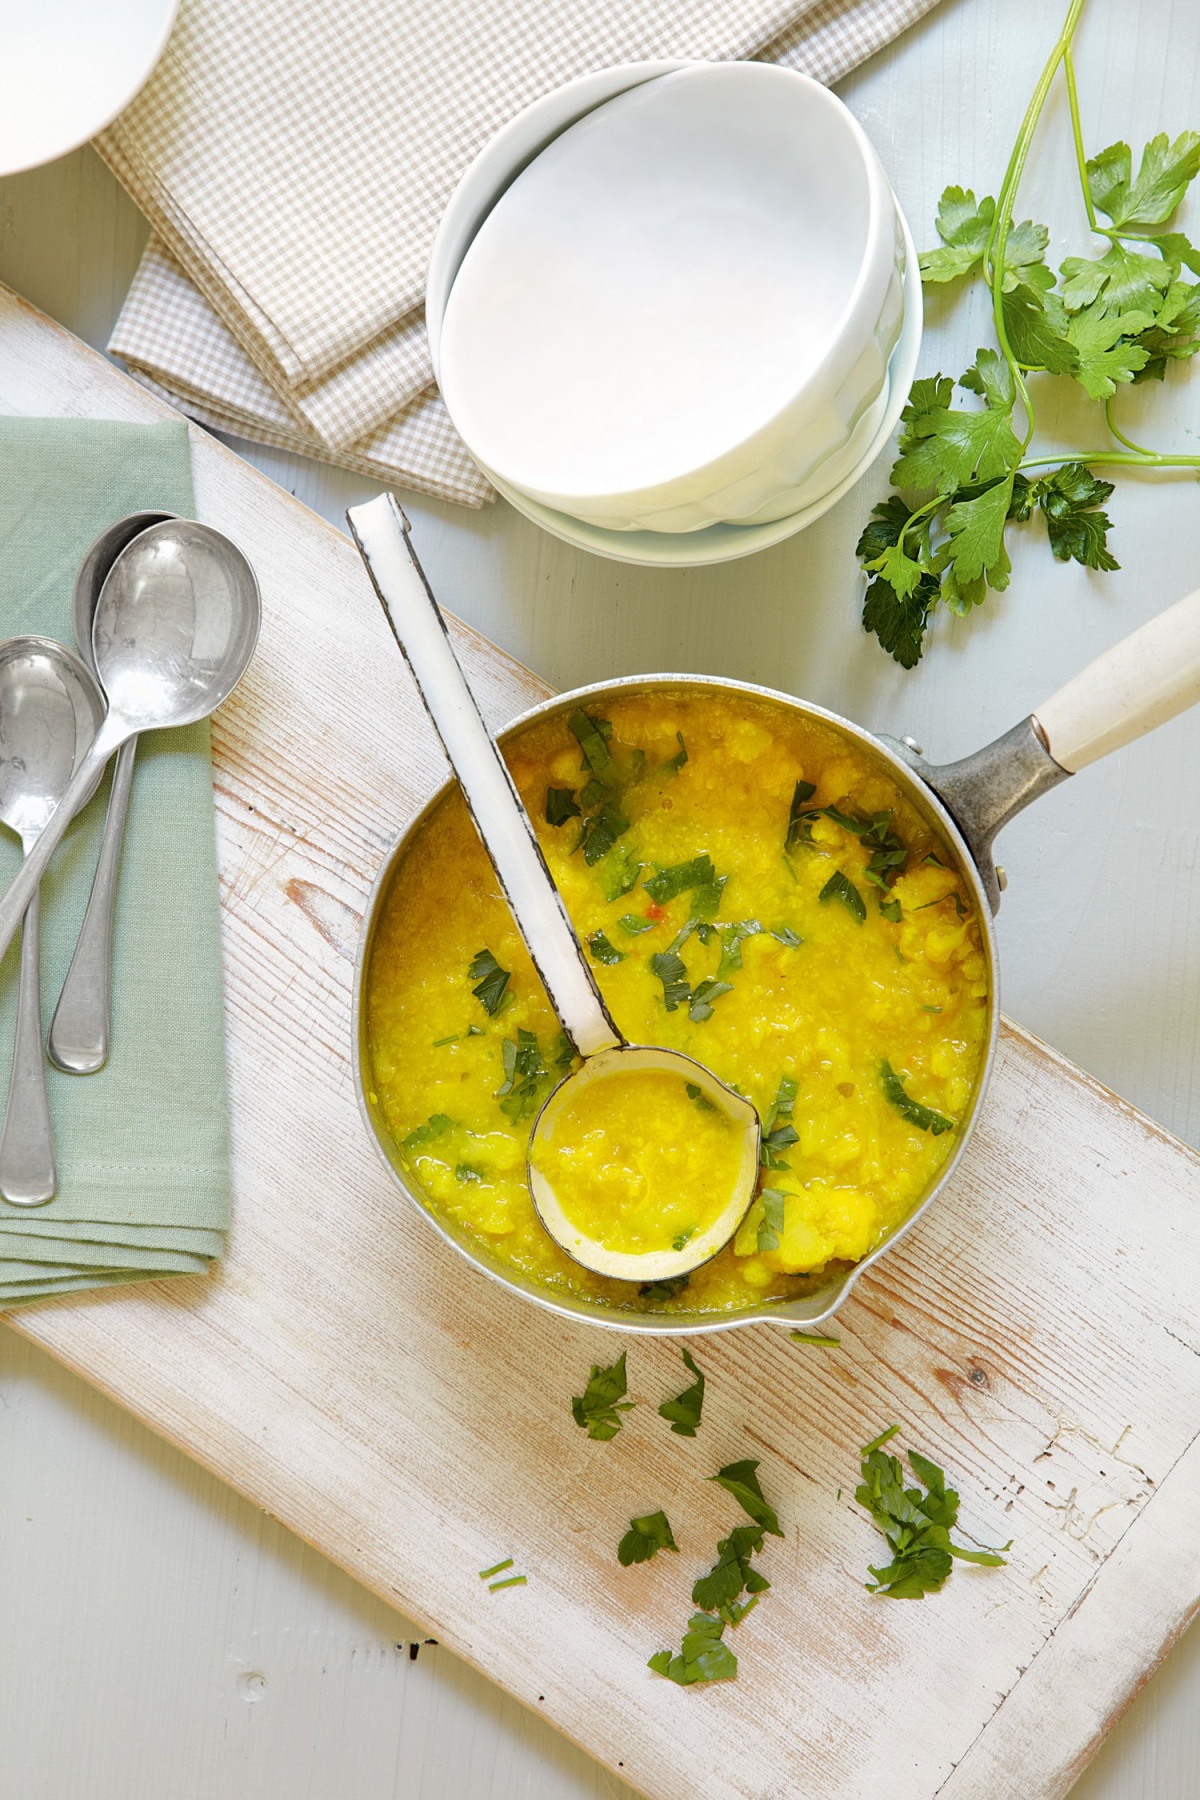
[[480, 216, 920, 568], [0, 0, 179, 177], [435, 62, 904, 533]]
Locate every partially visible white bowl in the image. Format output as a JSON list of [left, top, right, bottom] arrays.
[[437, 62, 903, 534], [0, 0, 179, 177], [479, 212, 920, 569]]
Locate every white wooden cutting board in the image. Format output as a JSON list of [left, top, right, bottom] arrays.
[[2, 281, 1199, 1800]]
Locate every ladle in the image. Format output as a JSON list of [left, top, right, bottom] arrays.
[[49, 509, 176, 1073], [347, 494, 761, 1283], [0, 638, 106, 1203], [0, 520, 261, 967]]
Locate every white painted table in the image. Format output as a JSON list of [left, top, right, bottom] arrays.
[[2, 0, 1200, 1793]]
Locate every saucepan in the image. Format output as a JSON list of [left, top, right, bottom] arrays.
[[353, 584, 1200, 1335]]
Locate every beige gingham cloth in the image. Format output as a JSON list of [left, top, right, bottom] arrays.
[[102, 0, 943, 507]]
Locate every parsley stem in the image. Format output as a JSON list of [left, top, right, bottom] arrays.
[[985, 0, 1091, 449], [1020, 449, 1200, 470], [1063, 47, 1098, 231], [1103, 397, 1164, 458]]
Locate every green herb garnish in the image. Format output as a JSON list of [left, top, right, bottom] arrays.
[[650, 950, 690, 1013], [618, 912, 655, 935], [857, 1426, 1010, 1598], [879, 898, 903, 923], [785, 780, 819, 852], [586, 930, 625, 965], [639, 1272, 691, 1301], [858, 1, 1200, 666], [757, 1188, 787, 1254], [643, 854, 720, 906], [770, 925, 803, 948], [488, 1575, 527, 1592], [576, 800, 631, 867], [685, 1081, 715, 1112], [819, 870, 867, 923], [709, 1459, 783, 1537], [403, 1113, 454, 1152], [468, 948, 512, 1016], [880, 1061, 956, 1135], [455, 1162, 485, 1183], [688, 977, 733, 1022], [478, 1558, 513, 1580], [496, 1028, 549, 1123], [716, 920, 762, 977], [790, 1330, 841, 1347], [761, 1075, 799, 1168], [571, 1350, 634, 1442], [432, 1025, 485, 1046], [661, 731, 688, 775], [648, 1612, 738, 1686], [618, 1510, 679, 1566], [567, 708, 614, 775], [599, 843, 642, 901], [545, 786, 581, 826], [658, 1348, 705, 1437], [691, 1523, 771, 1621]]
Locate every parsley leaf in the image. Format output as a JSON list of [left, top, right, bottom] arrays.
[[618, 1510, 679, 1566], [403, 1113, 454, 1152], [600, 843, 642, 901], [496, 1028, 550, 1123], [468, 948, 512, 1017], [567, 708, 614, 776], [576, 801, 630, 867], [1035, 464, 1119, 569], [586, 930, 625, 965], [771, 925, 803, 948], [891, 350, 1022, 493], [760, 1075, 799, 1168], [880, 1061, 955, 1135], [1088, 132, 1200, 231], [691, 1522, 771, 1621], [757, 1188, 787, 1253], [617, 912, 655, 935], [819, 870, 867, 923], [709, 1460, 783, 1537], [571, 1350, 634, 1441], [638, 1272, 690, 1301], [650, 950, 690, 1013], [688, 977, 733, 1023], [857, 1426, 1010, 1598], [545, 786, 581, 827], [648, 1612, 738, 1686], [644, 855, 720, 906], [662, 731, 688, 775], [658, 1348, 705, 1437], [918, 186, 995, 284]]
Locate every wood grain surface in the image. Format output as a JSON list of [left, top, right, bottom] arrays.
[[2, 280, 1200, 1800]]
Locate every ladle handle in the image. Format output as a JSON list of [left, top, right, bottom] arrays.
[[0, 723, 121, 968], [1034, 585, 1200, 772], [347, 494, 621, 1059]]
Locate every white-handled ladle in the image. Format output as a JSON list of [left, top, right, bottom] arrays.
[[347, 494, 761, 1283], [0, 519, 261, 970]]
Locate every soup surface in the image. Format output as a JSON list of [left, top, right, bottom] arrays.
[[365, 689, 990, 1316]]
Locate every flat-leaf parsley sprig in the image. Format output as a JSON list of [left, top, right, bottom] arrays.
[[859, 0, 1200, 666]]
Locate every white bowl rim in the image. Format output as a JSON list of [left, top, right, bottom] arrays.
[[483, 203, 921, 568], [435, 61, 901, 516]]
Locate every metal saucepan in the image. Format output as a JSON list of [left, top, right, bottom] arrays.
[[353, 585, 1200, 1336]]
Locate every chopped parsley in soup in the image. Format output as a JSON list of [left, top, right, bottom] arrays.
[[365, 689, 989, 1316]]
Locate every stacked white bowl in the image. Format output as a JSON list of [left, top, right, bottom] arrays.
[[428, 62, 921, 568]]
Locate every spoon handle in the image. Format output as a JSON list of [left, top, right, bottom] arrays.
[[348, 495, 622, 1059], [0, 724, 121, 968], [48, 735, 138, 1074], [0, 887, 56, 1205]]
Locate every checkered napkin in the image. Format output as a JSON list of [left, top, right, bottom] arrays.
[[101, 0, 941, 506]]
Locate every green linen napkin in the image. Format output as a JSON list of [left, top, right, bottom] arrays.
[[0, 418, 231, 1305]]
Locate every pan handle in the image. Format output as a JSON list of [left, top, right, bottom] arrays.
[[1034, 585, 1200, 772]]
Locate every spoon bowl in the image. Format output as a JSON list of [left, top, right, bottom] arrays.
[[0, 637, 106, 1203]]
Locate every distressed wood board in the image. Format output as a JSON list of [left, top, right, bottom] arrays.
[[2, 280, 1200, 1800]]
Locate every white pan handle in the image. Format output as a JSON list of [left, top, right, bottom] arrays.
[[1034, 586, 1200, 772], [348, 494, 622, 1059]]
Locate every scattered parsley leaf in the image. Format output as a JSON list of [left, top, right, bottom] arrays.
[[688, 977, 733, 1022], [496, 1027, 550, 1123], [691, 1523, 770, 1620], [600, 843, 642, 901], [880, 1060, 955, 1135], [716, 920, 762, 977], [648, 1612, 738, 1686], [709, 1460, 783, 1537], [760, 1076, 799, 1168], [685, 1081, 716, 1112], [586, 930, 625, 965], [757, 1188, 787, 1254], [618, 1510, 679, 1566], [545, 786, 581, 827], [576, 800, 631, 867], [455, 1162, 485, 1183], [644, 854, 720, 906], [567, 708, 614, 776], [857, 1427, 1010, 1598], [571, 1350, 634, 1442], [639, 1272, 690, 1301], [658, 1348, 705, 1437], [790, 1330, 841, 1347], [617, 912, 655, 935], [468, 948, 512, 1017], [771, 925, 803, 947], [403, 1113, 454, 1152], [819, 870, 867, 923], [662, 732, 688, 775], [650, 950, 690, 1013]]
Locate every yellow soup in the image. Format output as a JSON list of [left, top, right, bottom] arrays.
[[365, 688, 990, 1316], [530, 1065, 749, 1257]]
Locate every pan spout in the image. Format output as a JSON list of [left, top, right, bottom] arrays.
[[882, 718, 1070, 913]]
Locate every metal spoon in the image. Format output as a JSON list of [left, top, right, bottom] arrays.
[[49, 511, 177, 1074], [0, 639, 106, 1204], [0, 520, 261, 968], [347, 494, 761, 1284]]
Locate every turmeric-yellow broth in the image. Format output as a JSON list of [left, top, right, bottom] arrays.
[[365, 690, 990, 1315]]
